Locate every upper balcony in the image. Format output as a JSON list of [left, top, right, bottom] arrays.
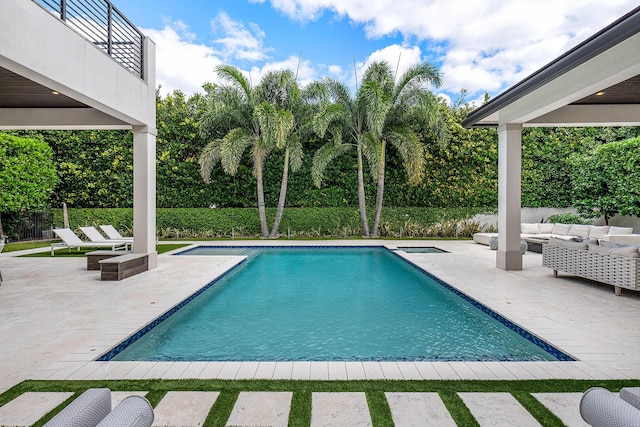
[[35, 0, 145, 79], [0, 0, 156, 130]]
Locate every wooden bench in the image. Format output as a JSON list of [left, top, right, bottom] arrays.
[[86, 250, 129, 270], [99, 253, 149, 281]]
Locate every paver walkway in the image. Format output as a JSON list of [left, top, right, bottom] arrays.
[[0, 390, 588, 426]]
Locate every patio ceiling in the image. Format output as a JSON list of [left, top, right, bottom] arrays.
[[463, 5, 640, 128], [0, 67, 88, 108]]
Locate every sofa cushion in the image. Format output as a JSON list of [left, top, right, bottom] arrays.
[[588, 225, 610, 239], [539, 223, 555, 233], [588, 243, 639, 258], [569, 224, 591, 238], [552, 223, 572, 235], [608, 226, 634, 235], [549, 237, 588, 250], [521, 223, 540, 234]]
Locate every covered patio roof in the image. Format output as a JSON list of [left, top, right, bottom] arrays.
[[462, 6, 640, 270], [463, 5, 640, 128]]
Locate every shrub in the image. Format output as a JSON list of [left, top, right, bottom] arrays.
[[546, 213, 591, 224]]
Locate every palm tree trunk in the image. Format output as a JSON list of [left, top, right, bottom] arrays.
[[270, 149, 290, 238], [357, 143, 370, 237], [371, 140, 386, 238], [256, 166, 270, 237]]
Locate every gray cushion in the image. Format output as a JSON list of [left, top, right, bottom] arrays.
[[44, 388, 111, 427], [549, 237, 588, 250], [588, 243, 639, 258]]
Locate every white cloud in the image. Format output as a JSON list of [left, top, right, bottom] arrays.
[[143, 22, 222, 96], [255, 0, 637, 98], [211, 12, 270, 61]]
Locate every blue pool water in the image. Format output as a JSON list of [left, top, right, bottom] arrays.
[[106, 247, 570, 362]]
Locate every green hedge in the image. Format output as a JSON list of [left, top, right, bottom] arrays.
[[52, 207, 489, 238]]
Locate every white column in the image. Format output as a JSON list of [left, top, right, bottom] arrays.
[[133, 125, 157, 269], [497, 123, 522, 270]]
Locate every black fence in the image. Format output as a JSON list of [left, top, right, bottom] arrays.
[[7, 212, 54, 242]]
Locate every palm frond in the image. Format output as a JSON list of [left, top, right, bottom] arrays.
[[386, 127, 425, 185], [216, 64, 253, 102], [254, 102, 295, 149], [219, 128, 254, 175], [198, 139, 223, 183], [287, 139, 304, 172], [359, 80, 392, 137], [311, 142, 352, 187]]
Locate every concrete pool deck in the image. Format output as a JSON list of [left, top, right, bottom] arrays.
[[1, 239, 639, 392]]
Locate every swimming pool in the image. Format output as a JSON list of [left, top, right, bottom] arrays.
[[101, 247, 572, 362]]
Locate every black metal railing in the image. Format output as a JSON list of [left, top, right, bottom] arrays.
[[7, 212, 54, 242], [33, 0, 144, 79]]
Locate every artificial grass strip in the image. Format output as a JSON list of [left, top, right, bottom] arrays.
[[513, 391, 565, 427], [203, 390, 239, 427], [289, 390, 312, 427], [439, 391, 479, 427], [366, 390, 394, 426]]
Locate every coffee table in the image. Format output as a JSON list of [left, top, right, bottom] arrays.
[[523, 237, 548, 253]]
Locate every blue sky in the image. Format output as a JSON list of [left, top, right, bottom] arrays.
[[116, 0, 638, 105]]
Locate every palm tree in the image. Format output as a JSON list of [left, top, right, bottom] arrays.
[[311, 77, 373, 236], [311, 61, 447, 237], [199, 65, 295, 237], [365, 61, 449, 237]]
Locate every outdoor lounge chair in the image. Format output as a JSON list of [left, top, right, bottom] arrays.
[[44, 388, 154, 427], [51, 228, 128, 256], [79, 226, 133, 249], [100, 224, 134, 242], [580, 387, 640, 426]]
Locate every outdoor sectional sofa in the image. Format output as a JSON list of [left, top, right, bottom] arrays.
[[542, 237, 640, 295], [473, 223, 640, 246]]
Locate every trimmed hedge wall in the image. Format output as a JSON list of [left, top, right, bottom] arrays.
[[52, 207, 488, 238]]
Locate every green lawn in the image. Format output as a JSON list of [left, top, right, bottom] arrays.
[[3, 379, 638, 427]]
